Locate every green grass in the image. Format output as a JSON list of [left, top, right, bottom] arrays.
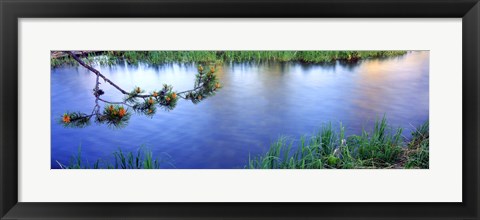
[[247, 117, 429, 169], [404, 121, 429, 169], [56, 146, 174, 169], [51, 51, 408, 67]]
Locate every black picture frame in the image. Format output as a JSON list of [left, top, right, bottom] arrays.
[[1, 0, 479, 219]]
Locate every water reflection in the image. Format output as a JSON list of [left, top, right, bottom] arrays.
[[51, 51, 429, 169]]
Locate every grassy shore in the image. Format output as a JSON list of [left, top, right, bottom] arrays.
[[51, 51, 407, 67], [247, 118, 429, 169], [56, 117, 428, 169], [55, 147, 174, 169]]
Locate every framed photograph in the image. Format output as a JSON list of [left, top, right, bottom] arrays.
[[1, 0, 479, 219]]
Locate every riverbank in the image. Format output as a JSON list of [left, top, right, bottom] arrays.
[[56, 147, 174, 169], [247, 118, 429, 169], [51, 51, 407, 67], [55, 118, 428, 169]]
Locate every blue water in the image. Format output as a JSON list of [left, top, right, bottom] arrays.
[[51, 51, 429, 169]]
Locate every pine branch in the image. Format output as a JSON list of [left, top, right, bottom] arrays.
[[60, 51, 222, 128], [66, 51, 129, 95], [65, 51, 209, 99]]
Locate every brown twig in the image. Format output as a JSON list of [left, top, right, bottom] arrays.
[[65, 51, 207, 100], [66, 51, 130, 95]]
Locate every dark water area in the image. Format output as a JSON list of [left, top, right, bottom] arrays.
[[51, 51, 429, 169]]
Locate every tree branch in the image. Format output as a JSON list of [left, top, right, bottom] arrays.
[[65, 51, 207, 99], [60, 51, 221, 128], [66, 51, 129, 95]]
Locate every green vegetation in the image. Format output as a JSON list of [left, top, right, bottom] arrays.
[[222, 51, 406, 63], [247, 117, 429, 169], [51, 51, 407, 67], [404, 121, 429, 168], [56, 146, 173, 169]]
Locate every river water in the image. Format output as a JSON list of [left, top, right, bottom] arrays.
[[51, 51, 429, 168]]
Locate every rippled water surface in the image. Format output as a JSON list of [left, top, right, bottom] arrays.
[[51, 51, 429, 168]]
